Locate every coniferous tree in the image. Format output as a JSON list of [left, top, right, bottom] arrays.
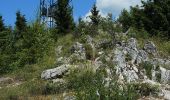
[[119, 0, 170, 38], [89, 4, 100, 26], [0, 16, 7, 51], [15, 11, 27, 34], [0, 16, 5, 32], [54, 0, 75, 34], [119, 9, 132, 32]]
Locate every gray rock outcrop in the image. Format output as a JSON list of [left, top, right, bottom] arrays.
[[70, 42, 86, 61], [144, 41, 157, 56], [41, 64, 70, 79]]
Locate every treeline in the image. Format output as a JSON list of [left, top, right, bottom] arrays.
[[119, 0, 170, 39]]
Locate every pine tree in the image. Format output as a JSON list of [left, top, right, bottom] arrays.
[[54, 0, 75, 34], [0, 16, 5, 32], [89, 4, 100, 25], [15, 11, 27, 33], [0, 16, 10, 52], [119, 9, 132, 32]]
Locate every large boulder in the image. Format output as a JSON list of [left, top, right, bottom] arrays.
[[41, 64, 70, 80]]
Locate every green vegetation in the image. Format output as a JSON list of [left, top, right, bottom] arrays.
[[139, 61, 153, 79], [89, 4, 100, 26], [0, 16, 5, 32], [119, 0, 170, 39], [67, 66, 139, 100], [54, 0, 75, 34], [0, 0, 169, 99]]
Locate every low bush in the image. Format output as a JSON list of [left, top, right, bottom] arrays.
[[67, 66, 139, 100]]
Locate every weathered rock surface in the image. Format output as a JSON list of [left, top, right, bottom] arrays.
[[144, 41, 157, 56], [70, 42, 86, 61], [41, 36, 170, 99], [160, 67, 170, 84], [41, 64, 70, 79], [136, 50, 148, 64], [71, 42, 85, 54]]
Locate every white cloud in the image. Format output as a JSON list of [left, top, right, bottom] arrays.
[[83, 0, 141, 21], [96, 0, 141, 17]]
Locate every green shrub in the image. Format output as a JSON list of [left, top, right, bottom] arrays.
[[67, 66, 139, 100], [128, 28, 149, 39]]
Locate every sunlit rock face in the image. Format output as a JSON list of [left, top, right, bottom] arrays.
[[41, 64, 70, 80]]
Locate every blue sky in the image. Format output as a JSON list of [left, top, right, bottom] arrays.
[[0, 0, 141, 26], [0, 0, 95, 26]]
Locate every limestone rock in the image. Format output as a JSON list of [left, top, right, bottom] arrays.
[[127, 38, 138, 50], [136, 50, 148, 64], [160, 67, 170, 84], [123, 70, 139, 82], [113, 47, 126, 72], [70, 42, 86, 61], [71, 42, 85, 53], [41, 64, 70, 80], [144, 41, 157, 56]]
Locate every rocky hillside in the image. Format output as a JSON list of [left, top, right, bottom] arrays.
[[0, 29, 170, 99], [40, 31, 170, 99]]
